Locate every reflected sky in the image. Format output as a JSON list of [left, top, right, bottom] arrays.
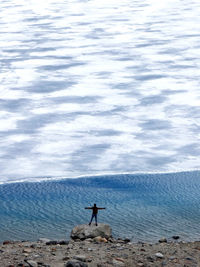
[[0, 0, 200, 182]]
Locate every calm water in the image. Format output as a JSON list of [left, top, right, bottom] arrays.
[[0, 0, 200, 182], [0, 171, 200, 242]]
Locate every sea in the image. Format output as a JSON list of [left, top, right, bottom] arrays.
[[0, 0, 200, 242]]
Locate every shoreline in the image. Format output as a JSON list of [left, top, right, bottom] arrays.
[[1, 234, 200, 266]]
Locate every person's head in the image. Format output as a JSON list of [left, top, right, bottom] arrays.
[[94, 203, 96, 207]]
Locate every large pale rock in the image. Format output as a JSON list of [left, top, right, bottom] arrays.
[[71, 223, 112, 240]]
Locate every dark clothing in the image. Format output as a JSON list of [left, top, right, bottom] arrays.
[[92, 206, 98, 215], [90, 213, 97, 225], [85, 204, 106, 226]]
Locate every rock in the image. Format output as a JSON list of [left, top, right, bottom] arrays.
[[63, 256, 70, 261], [93, 236, 102, 242], [37, 262, 44, 266], [38, 238, 51, 243], [59, 240, 69, 245], [155, 252, 164, 259], [46, 240, 58, 245], [71, 223, 112, 240], [146, 256, 154, 262], [123, 238, 131, 243], [3, 240, 12, 245], [93, 236, 108, 243], [65, 260, 88, 267], [115, 258, 125, 263], [25, 260, 38, 267], [159, 238, 167, 243], [23, 248, 32, 253], [172, 235, 180, 240], [73, 255, 87, 262], [112, 259, 125, 266], [185, 256, 194, 261]]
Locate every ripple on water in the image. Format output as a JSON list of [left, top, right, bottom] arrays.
[[0, 171, 200, 242]]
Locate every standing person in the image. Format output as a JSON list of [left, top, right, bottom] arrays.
[[85, 203, 106, 226]]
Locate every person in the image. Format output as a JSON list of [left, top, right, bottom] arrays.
[[85, 203, 106, 226]]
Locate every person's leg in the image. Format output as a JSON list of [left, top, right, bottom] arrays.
[[89, 214, 94, 225], [95, 214, 98, 226]]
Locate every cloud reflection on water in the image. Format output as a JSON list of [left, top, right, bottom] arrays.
[[0, 0, 200, 182]]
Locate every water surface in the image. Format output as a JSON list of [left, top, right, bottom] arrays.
[[0, 0, 200, 182], [1, 171, 200, 242]]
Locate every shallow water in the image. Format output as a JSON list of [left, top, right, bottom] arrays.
[[1, 0, 200, 182], [0, 171, 200, 242]]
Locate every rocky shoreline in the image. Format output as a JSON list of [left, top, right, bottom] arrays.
[[1, 224, 200, 267]]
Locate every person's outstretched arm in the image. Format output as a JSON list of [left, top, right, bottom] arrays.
[[97, 207, 106, 210], [85, 207, 92, 209]]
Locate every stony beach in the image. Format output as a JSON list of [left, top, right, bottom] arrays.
[[1, 224, 200, 267]]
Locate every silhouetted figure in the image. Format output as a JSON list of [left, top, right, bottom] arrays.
[[85, 203, 106, 226]]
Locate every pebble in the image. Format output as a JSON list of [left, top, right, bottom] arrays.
[[23, 248, 32, 253], [65, 260, 88, 267], [112, 259, 125, 266], [185, 256, 194, 261], [46, 240, 58, 245], [155, 252, 164, 259], [146, 256, 154, 262], [159, 238, 167, 243], [59, 240, 69, 245], [25, 260, 38, 267], [38, 238, 51, 243], [73, 255, 87, 262], [123, 238, 131, 243], [3, 240, 12, 245]]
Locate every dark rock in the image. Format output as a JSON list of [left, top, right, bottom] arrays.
[[172, 236, 180, 240], [146, 256, 154, 262], [59, 240, 69, 245], [65, 260, 88, 267], [63, 256, 70, 261], [185, 257, 194, 261], [3, 240, 12, 245], [46, 240, 58, 245], [71, 223, 112, 240], [30, 244, 37, 248], [123, 238, 130, 243]]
